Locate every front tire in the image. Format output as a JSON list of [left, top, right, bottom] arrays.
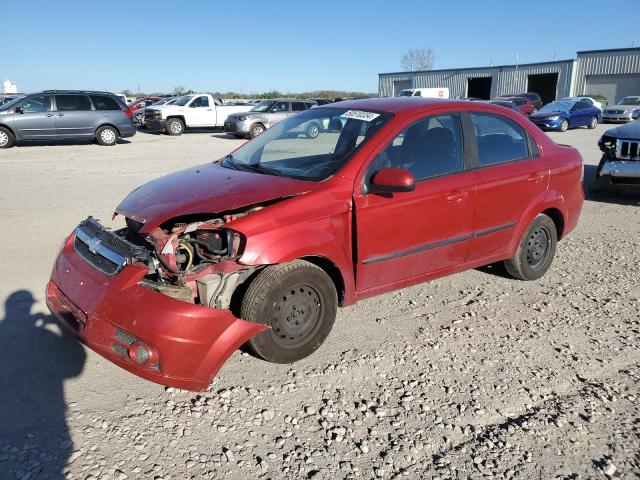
[[240, 260, 338, 363], [166, 118, 184, 136], [306, 122, 320, 139], [96, 125, 118, 146], [588, 116, 598, 129], [559, 119, 569, 132], [249, 123, 265, 138], [0, 126, 15, 148], [504, 214, 557, 281]]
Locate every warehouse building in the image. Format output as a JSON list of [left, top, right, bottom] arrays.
[[378, 47, 640, 107]]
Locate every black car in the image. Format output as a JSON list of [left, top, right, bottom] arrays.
[[590, 121, 640, 194]]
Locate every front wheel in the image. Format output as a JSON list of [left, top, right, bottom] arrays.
[[559, 119, 569, 132], [588, 116, 598, 129], [96, 125, 118, 146], [306, 122, 320, 139], [0, 126, 15, 148], [504, 214, 557, 281], [240, 260, 338, 363], [249, 123, 265, 138], [166, 118, 184, 136]]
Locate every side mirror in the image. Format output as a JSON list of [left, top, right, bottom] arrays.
[[15, 106, 24, 114], [370, 167, 415, 194]]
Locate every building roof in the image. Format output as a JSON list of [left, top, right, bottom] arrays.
[[379, 58, 574, 77], [576, 47, 640, 55]]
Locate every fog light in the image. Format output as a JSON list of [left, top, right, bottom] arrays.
[[129, 343, 150, 365]]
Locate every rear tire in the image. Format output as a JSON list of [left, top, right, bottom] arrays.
[[249, 123, 265, 138], [504, 214, 557, 281], [240, 260, 338, 363], [306, 122, 320, 139], [166, 118, 184, 136], [96, 125, 118, 146], [559, 119, 569, 132], [588, 116, 598, 129], [0, 126, 15, 148]]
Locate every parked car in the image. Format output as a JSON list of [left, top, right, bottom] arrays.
[[602, 96, 640, 123], [590, 121, 640, 194], [133, 97, 177, 125], [128, 97, 161, 112], [589, 94, 609, 111], [307, 98, 333, 105], [529, 99, 601, 132], [560, 96, 603, 111], [397, 88, 450, 99], [0, 90, 135, 148], [503, 93, 543, 111], [46, 98, 584, 391], [487, 100, 519, 111], [143, 94, 252, 135], [496, 96, 535, 115], [224, 98, 316, 138]]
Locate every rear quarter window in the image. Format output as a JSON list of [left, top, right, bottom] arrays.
[[90, 95, 121, 110], [470, 113, 530, 166]]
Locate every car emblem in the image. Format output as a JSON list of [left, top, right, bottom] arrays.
[[87, 237, 102, 254]]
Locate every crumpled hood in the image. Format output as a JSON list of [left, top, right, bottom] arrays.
[[116, 162, 314, 233], [603, 120, 640, 139], [530, 110, 565, 119]]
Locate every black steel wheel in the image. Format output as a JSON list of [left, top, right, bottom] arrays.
[[504, 214, 557, 280], [240, 260, 337, 363]]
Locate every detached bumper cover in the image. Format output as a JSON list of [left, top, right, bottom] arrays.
[[46, 234, 267, 391], [600, 160, 640, 179]]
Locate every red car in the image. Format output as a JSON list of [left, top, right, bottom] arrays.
[[128, 97, 161, 112], [496, 96, 536, 115], [47, 98, 584, 391]]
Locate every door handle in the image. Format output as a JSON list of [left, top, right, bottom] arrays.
[[45, 113, 55, 117], [57, 113, 64, 117], [527, 173, 544, 183], [446, 190, 469, 202]]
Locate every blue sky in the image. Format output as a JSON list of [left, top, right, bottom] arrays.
[[3, 0, 639, 94]]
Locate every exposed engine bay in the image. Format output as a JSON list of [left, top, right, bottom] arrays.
[[73, 205, 266, 309]]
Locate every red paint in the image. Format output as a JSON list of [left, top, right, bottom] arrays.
[[128, 97, 161, 112], [48, 98, 584, 390]]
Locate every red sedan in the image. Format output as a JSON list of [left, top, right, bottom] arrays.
[[497, 96, 536, 115], [47, 98, 584, 390]]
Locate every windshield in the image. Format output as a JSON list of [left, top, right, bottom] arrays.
[[539, 101, 574, 113], [222, 107, 392, 181], [250, 100, 276, 112], [619, 97, 640, 105], [173, 95, 193, 106], [397, 90, 414, 97], [0, 96, 24, 110]]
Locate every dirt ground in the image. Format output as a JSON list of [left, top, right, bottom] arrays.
[[0, 124, 638, 480]]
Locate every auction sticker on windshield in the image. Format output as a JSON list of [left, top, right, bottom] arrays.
[[340, 110, 381, 122]]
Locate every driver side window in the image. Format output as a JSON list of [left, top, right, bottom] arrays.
[[368, 113, 464, 182], [272, 102, 288, 113], [17, 95, 51, 113], [191, 96, 209, 108]]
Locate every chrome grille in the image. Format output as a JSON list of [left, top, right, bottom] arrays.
[[616, 139, 640, 160]]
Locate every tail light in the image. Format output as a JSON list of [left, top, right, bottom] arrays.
[[123, 106, 133, 119]]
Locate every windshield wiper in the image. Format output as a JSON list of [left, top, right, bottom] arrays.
[[238, 163, 283, 177]]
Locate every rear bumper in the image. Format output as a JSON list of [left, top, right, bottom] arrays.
[[46, 233, 267, 391], [118, 123, 137, 137]]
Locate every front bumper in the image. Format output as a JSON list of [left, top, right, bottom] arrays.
[[143, 118, 167, 131], [531, 118, 562, 130], [46, 233, 267, 391], [224, 119, 251, 135], [602, 113, 632, 123]]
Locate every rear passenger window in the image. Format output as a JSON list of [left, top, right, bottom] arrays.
[[369, 113, 464, 181], [292, 102, 307, 111], [55, 95, 92, 111], [470, 113, 529, 166], [90, 95, 120, 110]]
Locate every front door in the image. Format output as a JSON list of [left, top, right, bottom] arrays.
[[11, 95, 56, 139], [54, 94, 95, 137], [354, 112, 477, 294], [266, 101, 291, 126], [187, 95, 214, 126], [466, 112, 548, 262]]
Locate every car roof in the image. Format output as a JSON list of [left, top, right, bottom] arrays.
[[324, 97, 477, 114], [39, 90, 118, 95]]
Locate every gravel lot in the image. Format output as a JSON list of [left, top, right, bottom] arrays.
[[1, 125, 639, 480]]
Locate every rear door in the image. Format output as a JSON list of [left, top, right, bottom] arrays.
[[54, 94, 95, 137], [354, 111, 477, 293], [11, 94, 56, 139], [466, 112, 547, 262]]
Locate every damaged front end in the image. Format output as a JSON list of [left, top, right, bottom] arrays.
[[591, 130, 640, 193]]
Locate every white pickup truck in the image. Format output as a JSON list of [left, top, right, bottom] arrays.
[[143, 94, 252, 135]]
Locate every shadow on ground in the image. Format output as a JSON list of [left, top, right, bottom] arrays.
[[0, 290, 86, 479], [584, 164, 640, 206], [14, 138, 131, 147]]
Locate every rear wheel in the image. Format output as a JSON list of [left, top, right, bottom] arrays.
[[96, 125, 118, 146], [240, 260, 338, 363], [249, 123, 265, 138], [588, 116, 598, 129], [166, 118, 184, 136], [0, 126, 15, 148], [559, 119, 569, 132], [306, 122, 320, 139], [504, 214, 557, 281]]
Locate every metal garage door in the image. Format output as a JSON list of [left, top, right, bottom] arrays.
[[585, 74, 640, 106], [393, 80, 412, 96]]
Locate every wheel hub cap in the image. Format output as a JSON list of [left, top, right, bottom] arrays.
[[526, 227, 550, 268], [0, 131, 8, 146], [101, 129, 115, 143], [271, 284, 322, 346]]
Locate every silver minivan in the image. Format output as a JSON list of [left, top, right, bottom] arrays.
[[0, 90, 136, 148]]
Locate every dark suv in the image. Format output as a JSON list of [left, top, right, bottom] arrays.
[[0, 90, 136, 148]]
